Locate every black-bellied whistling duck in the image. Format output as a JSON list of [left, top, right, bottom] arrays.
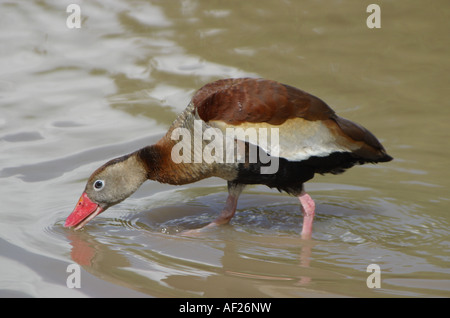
[[65, 78, 392, 239]]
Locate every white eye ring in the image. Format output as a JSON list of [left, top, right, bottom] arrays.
[[93, 179, 105, 191]]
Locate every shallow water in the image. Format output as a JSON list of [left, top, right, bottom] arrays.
[[1, 0, 449, 297]]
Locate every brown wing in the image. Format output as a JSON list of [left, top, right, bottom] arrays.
[[193, 78, 335, 124], [192, 78, 391, 162]]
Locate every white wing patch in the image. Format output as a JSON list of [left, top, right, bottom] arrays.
[[208, 118, 351, 161]]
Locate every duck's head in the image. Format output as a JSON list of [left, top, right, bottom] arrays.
[[64, 153, 147, 230]]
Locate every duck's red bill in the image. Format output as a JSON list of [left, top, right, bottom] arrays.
[[65, 192, 103, 230]]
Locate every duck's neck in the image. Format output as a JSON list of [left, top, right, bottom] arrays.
[[135, 144, 163, 180], [135, 142, 212, 185]]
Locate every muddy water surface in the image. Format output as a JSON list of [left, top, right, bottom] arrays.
[[0, 0, 449, 297]]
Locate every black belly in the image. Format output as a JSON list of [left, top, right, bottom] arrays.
[[233, 145, 365, 195]]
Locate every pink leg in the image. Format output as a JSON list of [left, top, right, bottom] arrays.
[[298, 192, 316, 239], [181, 183, 245, 236], [209, 182, 245, 226]]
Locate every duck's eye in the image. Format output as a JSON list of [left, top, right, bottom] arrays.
[[93, 179, 105, 191]]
